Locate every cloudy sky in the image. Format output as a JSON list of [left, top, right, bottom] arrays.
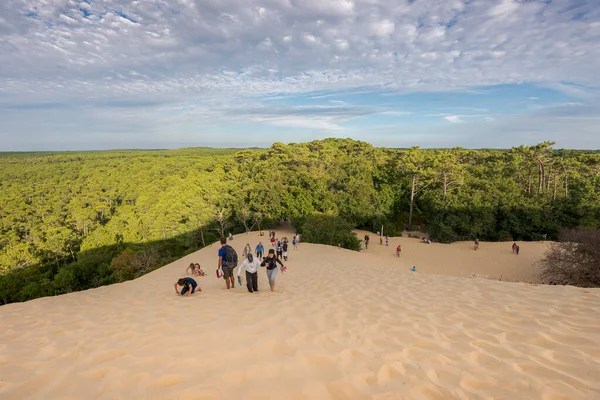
[[1, 0, 599, 150]]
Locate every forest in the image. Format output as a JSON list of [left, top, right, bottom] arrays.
[[1, 139, 599, 304]]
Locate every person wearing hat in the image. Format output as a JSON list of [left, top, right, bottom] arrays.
[[260, 249, 284, 292]]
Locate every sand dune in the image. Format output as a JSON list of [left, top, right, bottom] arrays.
[[1, 229, 599, 399]]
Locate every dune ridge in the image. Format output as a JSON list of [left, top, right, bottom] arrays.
[[1, 229, 599, 399]]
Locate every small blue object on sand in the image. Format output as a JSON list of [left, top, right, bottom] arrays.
[[411, 266, 416, 272]]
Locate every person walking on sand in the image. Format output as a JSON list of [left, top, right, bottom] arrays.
[[256, 241, 264, 259], [386, 235, 389, 246], [474, 238, 479, 251], [236, 253, 261, 293], [292, 236, 298, 250], [217, 237, 238, 289], [516, 245, 520, 255], [261, 249, 284, 292], [174, 277, 201, 296], [396, 244, 401, 257], [512, 242, 517, 253], [282, 240, 289, 261], [242, 243, 251, 257], [276, 239, 283, 260]]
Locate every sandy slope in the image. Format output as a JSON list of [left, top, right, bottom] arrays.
[[355, 230, 549, 283], [1, 229, 599, 400]]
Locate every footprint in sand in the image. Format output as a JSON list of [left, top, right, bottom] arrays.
[[376, 363, 406, 386]]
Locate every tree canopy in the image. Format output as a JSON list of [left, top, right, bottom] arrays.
[[1, 140, 599, 303]]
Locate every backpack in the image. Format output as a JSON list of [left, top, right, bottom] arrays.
[[224, 245, 238, 267]]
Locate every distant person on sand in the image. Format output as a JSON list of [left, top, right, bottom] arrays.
[[396, 244, 401, 257], [292, 236, 298, 250], [386, 235, 389, 246], [474, 238, 479, 250], [256, 242, 264, 259], [228, 232, 233, 241], [516, 245, 520, 255], [236, 253, 261, 293], [242, 243, 251, 257], [411, 266, 416, 272], [218, 237, 238, 289], [512, 242, 517, 253], [276, 239, 283, 260], [282, 240, 289, 261], [174, 277, 201, 296], [270, 236, 276, 247], [261, 249, 284, 292]]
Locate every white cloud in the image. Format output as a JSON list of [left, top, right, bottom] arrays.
[[0, 0, 599, 148], [444, 115, 462, 123]]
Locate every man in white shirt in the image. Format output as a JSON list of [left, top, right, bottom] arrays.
[[236, 253, 261, 293]]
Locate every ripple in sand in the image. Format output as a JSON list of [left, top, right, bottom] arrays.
[[154, 374, 187, 387], [0, 355, 13, 365], [88, 349, 126, 364], [376, 363, 406, 386]]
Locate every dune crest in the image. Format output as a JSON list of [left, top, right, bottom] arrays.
[[1, 229, 599, 399]]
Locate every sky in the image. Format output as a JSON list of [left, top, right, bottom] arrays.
[[0, 0, 599, 151]]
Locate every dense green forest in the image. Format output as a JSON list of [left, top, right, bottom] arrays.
[[1, 139, 599, 304]]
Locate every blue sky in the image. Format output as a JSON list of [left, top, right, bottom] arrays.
[[0, 0, 599, 150]]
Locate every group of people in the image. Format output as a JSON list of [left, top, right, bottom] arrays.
[[175, 233, 301, 296], [185, 263, 206, 276]]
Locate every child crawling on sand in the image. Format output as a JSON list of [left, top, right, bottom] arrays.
[[186, 263, 206, 276], [174, 277, 201, 296]]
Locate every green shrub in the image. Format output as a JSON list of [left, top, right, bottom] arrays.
[[300, 213, 360, 251]]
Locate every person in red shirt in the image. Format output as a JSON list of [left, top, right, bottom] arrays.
[[396, 244, 401, 257]]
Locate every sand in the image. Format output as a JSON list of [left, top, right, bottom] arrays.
[[1, 229, 599, 400]]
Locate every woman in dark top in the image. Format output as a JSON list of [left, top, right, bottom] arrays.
[[260, 249, 284, 292]]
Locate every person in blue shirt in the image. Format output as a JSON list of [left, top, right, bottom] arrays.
[[218, 237, 237, 289], [174, 277, 200, 296], [255, 242, 264, 259]]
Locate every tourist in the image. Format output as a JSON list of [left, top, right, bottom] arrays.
[[194, 263, 206, 276], [292, 236, 298, 250], [242, 243, 251, 257], [282, 240, 289, 261], [217, 237, 238, 289], [261, 249, 284, 292], [186, 263, 198, 276], [386, 235, 389, 246], [174, 277, 201, 296], [474, 238, 479, 250], [255, 241, 264, 259], [512, 242, 517, 253], [236, 253, 261, 293], [396, 244, 401, 257], [276, 239, 283, 260], [516, 245, 520, 255]]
